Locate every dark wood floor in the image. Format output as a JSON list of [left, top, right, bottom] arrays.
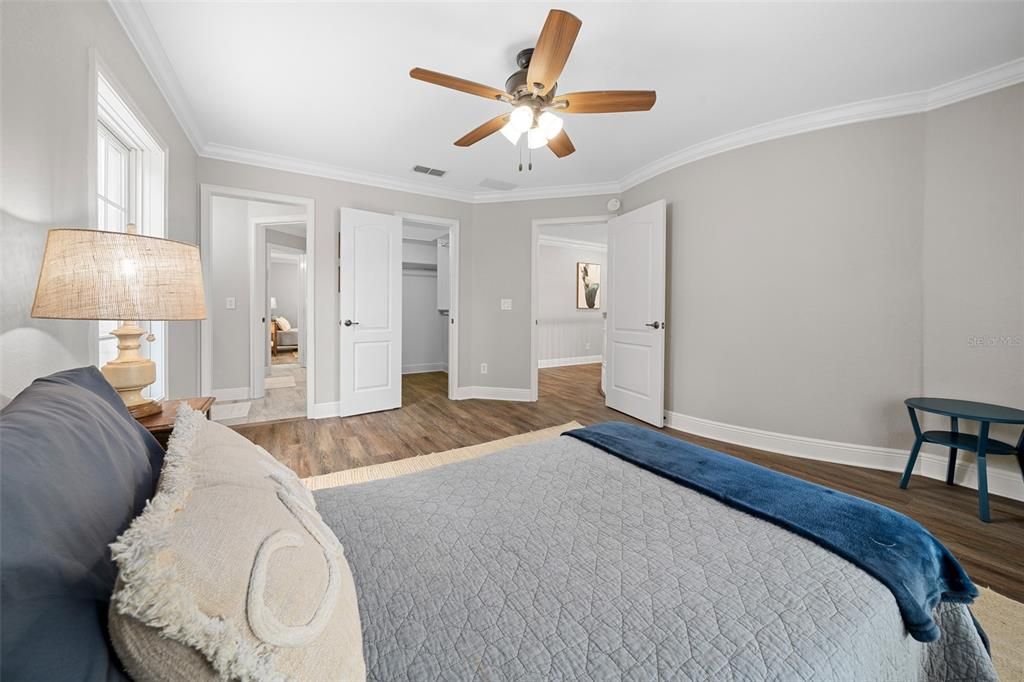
[[234, 364, 1024, 601]]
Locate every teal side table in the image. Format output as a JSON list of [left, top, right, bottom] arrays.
[[900, 397, 1024, 522]]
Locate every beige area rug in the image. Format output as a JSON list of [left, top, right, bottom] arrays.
[[264, 375, 297, 389], [974, 586, 1024, 680], [302, 421, 581, 491], [301, 422, 1022, 679]]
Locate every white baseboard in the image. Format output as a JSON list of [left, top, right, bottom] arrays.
[[664, 411, 1024, 502], [452, 386, 534, 402], [402, 362, 448, 374], [311, 401, 340, 419], [211, 387, 249, 402], [539, 355, 602, 369]]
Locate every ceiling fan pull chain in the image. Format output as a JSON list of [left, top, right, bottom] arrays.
[[518, 139, 523, 172], [528, 146, 533, 171]]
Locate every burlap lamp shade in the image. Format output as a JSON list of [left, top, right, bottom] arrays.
[[32, 228, 207, 417]]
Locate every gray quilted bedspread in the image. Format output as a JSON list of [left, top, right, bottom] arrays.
[[314, 436, 996, 681]]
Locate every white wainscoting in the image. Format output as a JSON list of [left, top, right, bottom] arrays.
[[537, 317, 604, 367], [665, 411, 1024, 501]]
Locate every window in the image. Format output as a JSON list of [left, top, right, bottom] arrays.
[[94, 69, 168, 400]]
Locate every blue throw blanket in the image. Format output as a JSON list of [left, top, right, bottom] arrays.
[[564, 422, 978, 643]]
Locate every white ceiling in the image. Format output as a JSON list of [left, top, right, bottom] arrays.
[[130, 2, 1023, 200]]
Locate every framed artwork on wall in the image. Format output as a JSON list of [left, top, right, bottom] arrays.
[[576, 262, 601, 309]]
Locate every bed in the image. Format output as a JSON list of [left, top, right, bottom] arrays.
[[0, 367, 997, 681], [271, 317, 300, 355], [315, 431, 993, 681]]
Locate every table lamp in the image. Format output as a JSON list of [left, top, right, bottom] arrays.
[[31, 227, 207, 418]]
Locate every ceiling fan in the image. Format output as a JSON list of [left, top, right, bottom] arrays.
[[409, 9, 656, 161]]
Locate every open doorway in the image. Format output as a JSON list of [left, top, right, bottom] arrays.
[[334, 208, 459, 418], [530, 215, 612, 403], [199, 185, 315, 425], [397, 212, 460, 403]]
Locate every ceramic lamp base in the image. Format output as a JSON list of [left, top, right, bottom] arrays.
[[100, 322, 161, 420]]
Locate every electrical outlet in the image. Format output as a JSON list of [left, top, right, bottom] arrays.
[[225, 297, 236, 310], [500, 298, 512, 311], [585, 341, 591, 350], [480, 363, 488, 375]]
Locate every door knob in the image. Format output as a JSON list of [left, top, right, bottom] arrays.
[[343, 319, 359, 327], [644, 321, 661, 329]]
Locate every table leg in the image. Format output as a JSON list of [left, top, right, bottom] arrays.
[[900, 406, 923, 489], [900, 435, 924, 489], [946, 416, 959, 485], [977, 422, 991, 523], [1016, 429, 1024, 483]]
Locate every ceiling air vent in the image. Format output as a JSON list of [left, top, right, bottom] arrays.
[[478, 177, 518, 191], [412, 165, 447, 178]]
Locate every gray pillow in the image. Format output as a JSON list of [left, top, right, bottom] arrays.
[[1, 366, 164, 681]]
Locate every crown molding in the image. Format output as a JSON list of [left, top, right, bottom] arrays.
[[107, 0, 205, 152], [472, 181, 620, 204], [620, 57, 1024, 190], [108, 3, 1023, 205], [538, 235, 607, 251], [201, 143, 477, 203]]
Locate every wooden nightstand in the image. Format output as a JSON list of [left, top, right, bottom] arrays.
[[136, 397, 215, 448]]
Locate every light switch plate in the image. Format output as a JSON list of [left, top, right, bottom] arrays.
[[225, 297, 236, 310], [500, 298, 512, 311]]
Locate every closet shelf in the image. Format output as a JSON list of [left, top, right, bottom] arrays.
[[402, 261, 438, 272]]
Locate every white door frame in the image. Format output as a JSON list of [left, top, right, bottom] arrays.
[[252, 216, 307, 399], [395, 212, 461, 400], [199, 184, 315, 419], [530, 215, 615, 401]]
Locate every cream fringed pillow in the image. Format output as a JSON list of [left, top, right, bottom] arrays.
[[109, 406, 365, 682], [276, 317, 292, 332]]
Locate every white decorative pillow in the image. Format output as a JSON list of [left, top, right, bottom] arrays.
[[276, 317, 292, 332], [109, 406, 365, 681]]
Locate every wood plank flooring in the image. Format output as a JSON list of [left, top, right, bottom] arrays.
[[234, 363, 1024, 601]]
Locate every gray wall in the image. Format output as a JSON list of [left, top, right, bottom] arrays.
[[468, 196, 616, 389], [402, 271, 447, 373], [209, 196, 251, 392], [622, 84, 1023, 478], [266, 227, 306, 251], [270, 261, 303, 328], [208, 197, 304, 393], [921, 84, 1024, 450], [537, 242, 607, 363], [0, 0, 199, 402]]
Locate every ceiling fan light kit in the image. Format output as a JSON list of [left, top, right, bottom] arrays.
[[527, 127, 548, 150], [409, 9, 656, 166]]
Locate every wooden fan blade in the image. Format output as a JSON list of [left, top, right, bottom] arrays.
[[547, 129, 575, 158], [410, 67, 508, 101], [553, 90, 657, 114], [526, 10, 582, 95], [455, 113, 511, 147]]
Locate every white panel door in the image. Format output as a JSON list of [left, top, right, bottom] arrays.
[[339, 208, 402, 417], [605, 200, 667, 426]]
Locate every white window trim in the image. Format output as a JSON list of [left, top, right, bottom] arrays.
[[88, 50, 171, 399]]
